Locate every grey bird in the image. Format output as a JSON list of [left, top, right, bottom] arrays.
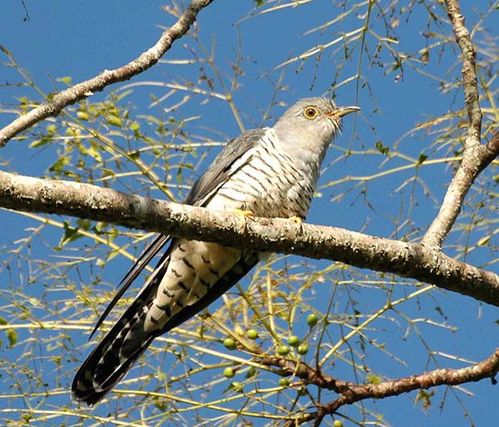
[[72, 97, 359, 405]]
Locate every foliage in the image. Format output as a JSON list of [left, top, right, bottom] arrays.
[[0, 1, 497, 426]]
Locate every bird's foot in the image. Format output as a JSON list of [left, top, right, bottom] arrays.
[[234, 209, 255, 220], [234, 209, 255, 231], [289, 215, 304, 235], [288, 216, 303, 225]]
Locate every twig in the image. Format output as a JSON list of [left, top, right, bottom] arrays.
[[274, 348, 499, 425], [1, 170, 498, 306], [0, 0, 215, 147], [422, 0, 498, 248]]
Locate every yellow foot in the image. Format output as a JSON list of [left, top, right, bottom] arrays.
[[233, 209, 255, 231], [289, 216, 303, 225], [234, 209, 255, 220]]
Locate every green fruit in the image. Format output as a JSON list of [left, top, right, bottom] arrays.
[[333, 420, 344, 427], [306, 313, 319, 327], [223, 338, 237, 350], [246, 329, 259, 340], [288, 335, 301, 347], [77, 111, 89, 121], [277, 345, 290, 356], [297, 343, 309, 355], [223, 367, 235, 378], [246, 366, 257, 378]]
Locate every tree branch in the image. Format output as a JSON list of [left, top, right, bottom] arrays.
[[1, 170, 498, 306], [271, 348, 499, 425], [0, 0, 215, 147], [422, 0, 497, 248]]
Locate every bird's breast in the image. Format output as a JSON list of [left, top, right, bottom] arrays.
[[211, 131, 318, 219]]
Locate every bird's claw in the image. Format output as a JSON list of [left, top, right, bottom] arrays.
[[289, 216, 303, 225], [234, 209, 255, 231], [234, 209, 256, 220], [289, 215, 304, 235]]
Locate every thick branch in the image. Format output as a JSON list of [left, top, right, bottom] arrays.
[[1, 170, 498, 306], [0, 0, 215, 147], [422, 0, 495, 248], [276, 348, 499, 425]]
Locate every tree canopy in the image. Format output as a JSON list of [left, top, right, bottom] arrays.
[[0, 1, 497, 426]]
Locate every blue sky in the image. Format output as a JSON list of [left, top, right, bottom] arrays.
[[0, 1, 497, 426]]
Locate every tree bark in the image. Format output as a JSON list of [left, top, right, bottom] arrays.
[[1, 170, 498, 306]]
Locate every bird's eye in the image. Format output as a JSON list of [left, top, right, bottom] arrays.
[[304, 106, 319, 120]]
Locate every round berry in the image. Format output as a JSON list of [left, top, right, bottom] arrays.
[[306, 313, 319, 327], [223, 367, 235, 378], [246, 366, 257, 378], [277, 345, 290, 356], [246, 329, 259, 340], [223, 338, 237, 350]]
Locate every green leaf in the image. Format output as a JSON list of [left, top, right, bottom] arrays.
[[57, 76, 73, 86], [106, 114, 122, 127], [59, 221, 82, 246], [6, 329, 17, 347], [366, 373, 382, 384], [375, 141, 390, 156], [417, 153, 428, 165]]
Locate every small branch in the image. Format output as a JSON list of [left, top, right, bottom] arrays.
[[298, 348, 499, 425], [444, 0, 481, 141], [0, 0, 215, 147], [422, 138, 498, 247], [264, 349, 499, 425], [1, 170, 498, 306], [422, 0, 496, 248]]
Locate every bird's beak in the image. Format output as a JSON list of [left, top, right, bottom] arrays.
[[334, 106, 361, 118]]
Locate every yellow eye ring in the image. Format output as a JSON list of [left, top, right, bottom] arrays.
[[304, 106, 319, 120]]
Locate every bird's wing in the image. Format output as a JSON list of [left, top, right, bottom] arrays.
[[74, 129, 266, 404], [185, 128, 267, 206], [90, 128, 266, 336]]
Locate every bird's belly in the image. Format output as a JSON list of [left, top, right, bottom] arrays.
[[145, 240, 241, 332]]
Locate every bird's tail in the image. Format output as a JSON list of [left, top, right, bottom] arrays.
[[72, 284, 158, 405]]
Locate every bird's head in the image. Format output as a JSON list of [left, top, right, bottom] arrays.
[[273, 97, 359, 153]]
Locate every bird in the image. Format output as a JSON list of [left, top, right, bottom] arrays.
[[72, 97, 360, 405]]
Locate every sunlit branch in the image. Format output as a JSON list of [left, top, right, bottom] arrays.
[[422, 0, 498, 248], [1, 170, 498, 306], [269, 348, 499, 425], [0, 0, 215, 147]]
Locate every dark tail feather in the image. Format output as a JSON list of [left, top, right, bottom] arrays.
[[72, 281, 160, 405]]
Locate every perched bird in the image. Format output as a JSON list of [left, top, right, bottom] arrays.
[[72, 97, 359, 405]]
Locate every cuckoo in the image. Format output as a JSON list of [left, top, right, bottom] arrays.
[[72, 97, 359, 404]]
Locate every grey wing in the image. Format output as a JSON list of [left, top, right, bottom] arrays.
[[90, 128, 266, 334], [185, 128, 266, 205]]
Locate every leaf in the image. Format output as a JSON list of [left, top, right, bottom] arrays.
[[59, 221, 82, 246], [417, 153, 428, 165], [6, 329, 17, 347], [106, 114, 122, 127], [57, 76, 73, 86], [366, 373, 382, 385], [375, 141, 390, 156]]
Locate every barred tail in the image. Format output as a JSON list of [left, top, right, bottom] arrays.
[[72, 291, 157, 405]]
